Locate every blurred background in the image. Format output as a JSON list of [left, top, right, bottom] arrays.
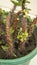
[[0, 0, 37, 15]]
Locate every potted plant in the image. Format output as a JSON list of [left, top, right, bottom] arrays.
[[0, 0, 37, 65]]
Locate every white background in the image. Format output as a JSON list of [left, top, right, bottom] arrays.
[[0, 0, 37, 15], [0, 0, 37, 65]]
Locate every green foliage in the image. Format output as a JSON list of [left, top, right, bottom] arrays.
[[26, 16, 32, 25], [0, 9, 9, 50], [10, 27, 14, 34], [1, 45, 9, 51], [11, 0, 31, 17], [11, 0, 22, 6], [0, 8, 8, 24], [17, 28, 28, 42], [26, 0, 30, 3], [0, 31, 5, 35], [11, 0, 30, 6], [0, 40, 2, 44]]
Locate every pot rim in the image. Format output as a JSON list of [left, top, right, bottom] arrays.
[[0, 47, 37, 63]]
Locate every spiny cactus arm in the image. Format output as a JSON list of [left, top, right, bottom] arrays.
[[28, 17, 37, 36], [6, 13, 13, 47], [22, 0, 31, 32], [5, 4, 17, 57], [6, 13, 17, 57], [22, 0, 27, 32], [22, 17, 27, 32], [12, 10, 22, 30], [17, 0, 28, 52], [19, 17, 37, 53], [5, 2, 17, 47]]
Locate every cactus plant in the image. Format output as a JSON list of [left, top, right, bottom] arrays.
[[0, 0, 37, 59]]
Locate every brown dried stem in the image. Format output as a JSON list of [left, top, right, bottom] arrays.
[[5, 5, 16, 57], [6, 5, 16, 47]]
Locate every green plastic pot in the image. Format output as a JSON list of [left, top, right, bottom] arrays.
[[0, 47, 37, 65], [0, 27, 37, 65]]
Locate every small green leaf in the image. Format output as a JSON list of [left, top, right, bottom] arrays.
[[0, 32, 5, 35], [25, 8, 31, 11], [1, 46, 8, 51], [10, 27, 14, 34], [26, 16, 32, 23], [17, 34, 22, 39], [11, 0, 22, 6], [0, 41, 2, 44], [26, 0, 30, 3]]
